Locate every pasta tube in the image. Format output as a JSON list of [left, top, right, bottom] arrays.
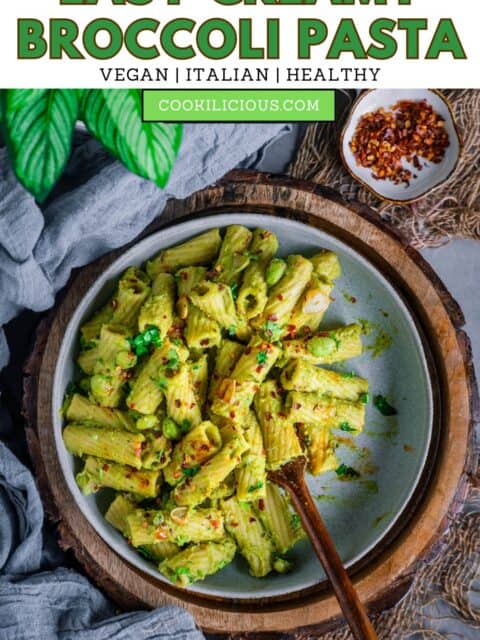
[[253, 255, 313, 329], [254, 381, 302, 470], [188, 281, 250, 341], [126, 339, 188, 415], [222, 497, 275, 578], [138, 273, 175, 335], [282, 324, 363, 365], [280, 361, 368, 401], [210, 378, 259, 425], [300, 423, 339, 475], [105, 495, 180, 560], [287, 392, 366, 432], [310, 250, 342, 281], [162, 363, 202, 429], [286, 274, 334, 337], [105, 493, 136, 535], [176, 267, 222, 350], [76, 456, 161, 498], [191, 353, 209, 409], [147, 229, 222, 277], [172, 428, 248, 507], [159, 538, 236, 587], [255, 482, 304, 554], [208, 340, 245, 402], [163, 421, 222, 486], [127, 506, 225, 547], [236, 411, 266, 502], [236, 229, 278, 319], [65, 393, 136, 432], [231, 337, 281, 383], [215, 225, 252, 284], [80, 267, 151, 341], [63, 423, 146, 469]]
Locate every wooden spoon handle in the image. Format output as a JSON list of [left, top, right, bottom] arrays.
[[284, 476, 377, 640]]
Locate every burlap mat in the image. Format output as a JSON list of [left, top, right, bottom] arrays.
[[288, 90, 480, 248]]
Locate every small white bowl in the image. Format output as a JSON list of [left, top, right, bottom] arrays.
[[340, 89, 462, 204]]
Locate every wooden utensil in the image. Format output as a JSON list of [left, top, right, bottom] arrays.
[[269, 457, 378, 640]]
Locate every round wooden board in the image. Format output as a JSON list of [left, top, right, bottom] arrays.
[[23, 170, 478, 636]]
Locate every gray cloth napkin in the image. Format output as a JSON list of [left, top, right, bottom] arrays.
[[0, 123, 289, 639]]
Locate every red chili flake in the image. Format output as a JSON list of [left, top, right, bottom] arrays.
[[270, 391, 277, 398], [102, 463, 110, 472], [230, 522, 239, 528], [268, 314, 278, 322], [349, 100, 450, 187], [218, 284, 225, 291], [278, 412, 286, 419], [277, 294, 284, 301], [155, 530, 168, 540], [229, 411, 236, 419], [175, 399, 181, 408], [200, 338, 210, 346], [245, 347, 252, 355], [141, 478, 150, 487], [255, 365, 262, 374], [211, 520, 220, 529], [258, 499, 265, 511], [249, 517, 257, 523], [293, 403, 302, 411], [181, 271, 188, 280], [265, 412, 273, 421]]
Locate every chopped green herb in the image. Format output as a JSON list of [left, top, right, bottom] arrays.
[[243, 251, 259, 262], [230, 283, 239, 300], [166, 348, 180, 370], [374, 395, 398, 417], [138, 547, 157, 562], [181, 419, 191, 433], [248, 481, 264, 493], [359, 392, 370, 405], [182, 465, 200, 478], [290, 513, 301, 528], [342, 371, 355, 379], [339, 422, 357, 433], [173, 566, 193, 579], [228, 325, 237, 337], [157, 376, 168, 391], [172, 338, 182, 346], [129, 326, 162, 357], [329, 332, 341, 349], [256, 350, 268, 366], [262, 320, 283, 342], [335, 464, 361, 479]]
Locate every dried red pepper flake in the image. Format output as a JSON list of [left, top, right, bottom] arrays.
[[349, 100, 450, 187]]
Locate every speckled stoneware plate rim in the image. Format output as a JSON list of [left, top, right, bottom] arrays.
[[52, 213, 434, 600], [340, 89, 462, 205]]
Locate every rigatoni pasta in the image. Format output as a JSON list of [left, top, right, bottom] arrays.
[[63, 225, 375, 587]]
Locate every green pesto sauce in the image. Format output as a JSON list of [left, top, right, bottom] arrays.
[[367, 330, 393, 359]]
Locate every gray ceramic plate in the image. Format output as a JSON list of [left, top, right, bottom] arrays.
[[52, 214, 433, 600]]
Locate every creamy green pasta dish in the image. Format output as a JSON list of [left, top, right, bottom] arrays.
[[62, 225, 368, 587]]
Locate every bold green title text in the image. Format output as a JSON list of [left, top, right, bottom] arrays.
[[17, 0, 467, 61]]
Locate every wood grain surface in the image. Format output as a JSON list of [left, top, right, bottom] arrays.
[[22, 170, 478, 636]]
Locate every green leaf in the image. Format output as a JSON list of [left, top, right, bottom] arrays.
[[81, 89, 182, 188], [1, 89, 79, 202]]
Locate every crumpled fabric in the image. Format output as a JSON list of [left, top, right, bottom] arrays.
[[0, 123, 289, 639]]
